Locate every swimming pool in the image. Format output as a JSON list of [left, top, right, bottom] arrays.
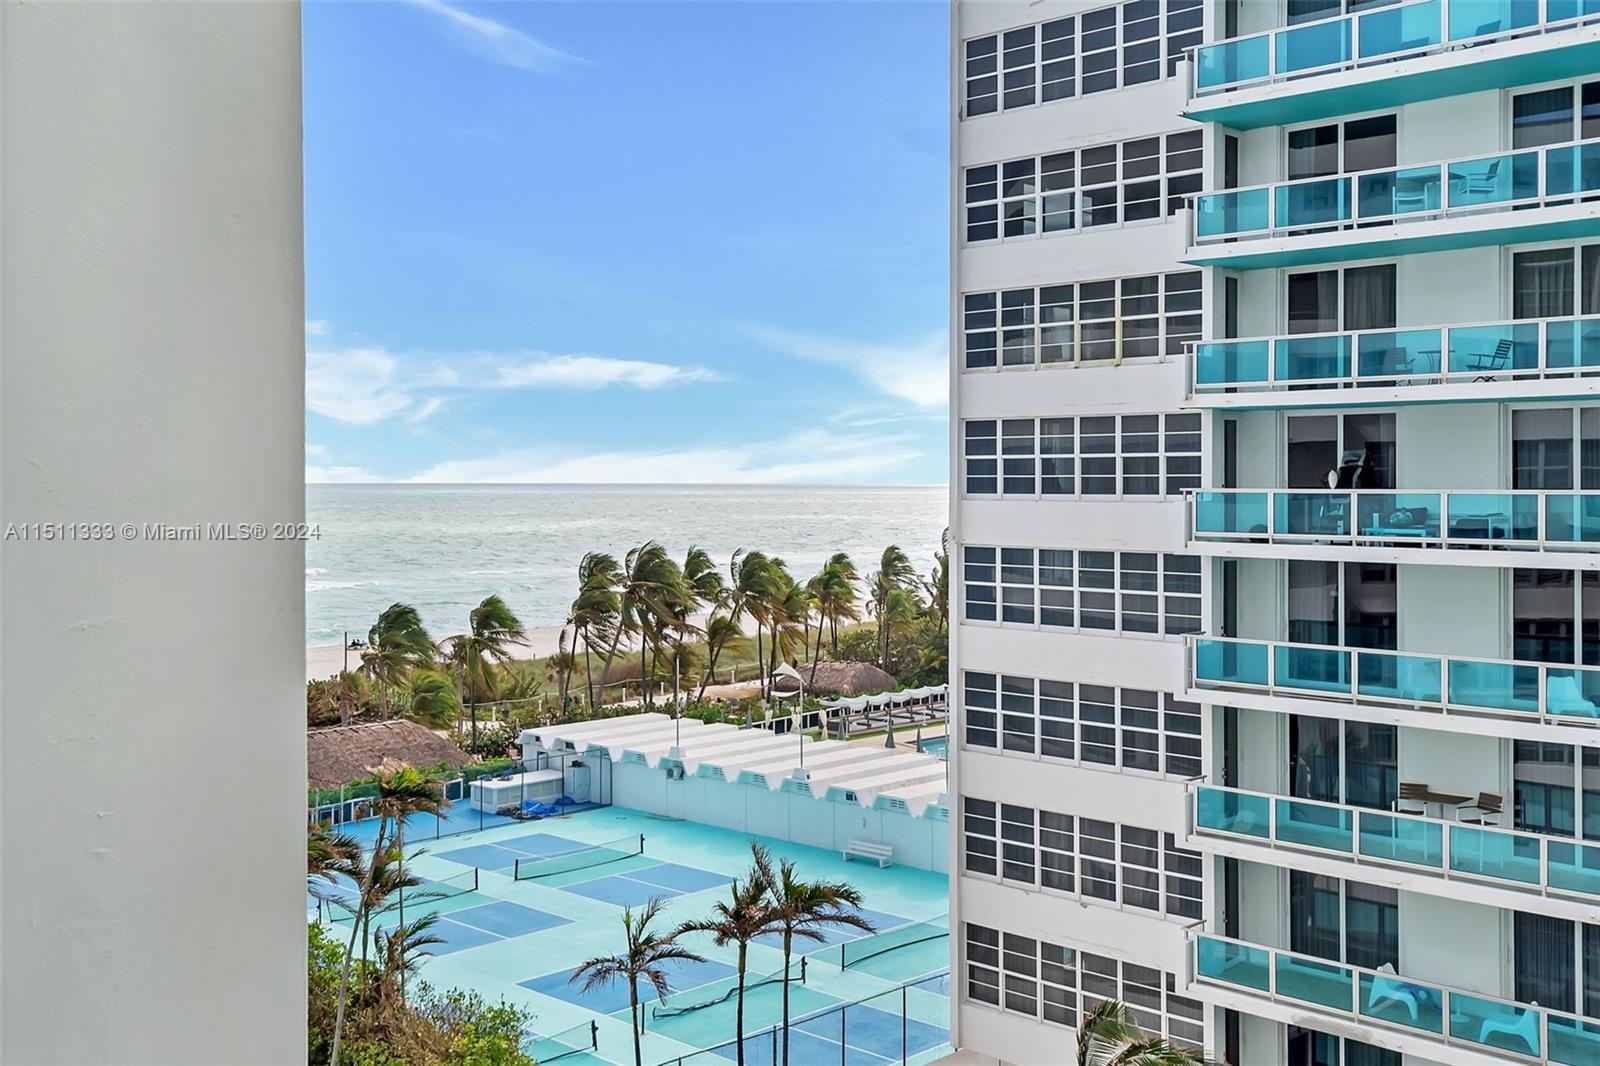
[[313, 806, 952, 1065], [917, 736, 948, 759]]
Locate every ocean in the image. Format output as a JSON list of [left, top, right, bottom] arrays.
[[304, 484, 949, 645]]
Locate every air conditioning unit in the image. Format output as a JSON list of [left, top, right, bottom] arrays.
[[666, 765, 686, 781]]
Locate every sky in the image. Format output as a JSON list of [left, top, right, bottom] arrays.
[[303, 0, 949, 486]]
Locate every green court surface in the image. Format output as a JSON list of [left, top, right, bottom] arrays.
[[317, 806, 952, 1065]]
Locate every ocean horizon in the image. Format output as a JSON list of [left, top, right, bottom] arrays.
[[305, 483, 949, 646]]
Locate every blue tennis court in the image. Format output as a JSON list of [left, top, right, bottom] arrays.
[[425, 899, 569, 955], [436, 831, 589, 871], [759, 907, 908, 950], [560, 861, 731, 907], [521, 956, 738, 1014], [711, 1002, 949, 1066]]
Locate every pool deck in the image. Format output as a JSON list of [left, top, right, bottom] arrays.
[[316, 805, 952, 1065]]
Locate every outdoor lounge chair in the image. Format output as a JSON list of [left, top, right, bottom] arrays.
[[1547, 674, 1600, 718], [1394, 782, 1430, 816], [1366, 963, 1421, 1022], [1456, 792, 1504, 826], [1479, 1003, 1540, 1056]]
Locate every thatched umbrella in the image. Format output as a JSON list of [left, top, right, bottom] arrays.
[[797, 660, 897, 696]]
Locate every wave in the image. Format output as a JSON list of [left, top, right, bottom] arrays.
[[306, 567, 329, 576], [306, 579, 377, 593]]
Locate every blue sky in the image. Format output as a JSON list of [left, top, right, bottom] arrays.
[[303, 0, 949, 485]]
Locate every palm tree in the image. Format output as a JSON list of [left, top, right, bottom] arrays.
[[361, 602, 435, 718], [328, 759, 446, 1066], [370, 912, 444, 1014], [570, 551, 621, 712], [403, 668, 460, 729], [752, 847, 875, 1066], [696, 549, 774, 700], [308, 670, 370, 727], [807, 555, 861, 683], [551, 628, 577, 712], [447, 594, 526, 750], [868, 545, 917, 669], [1076, 999, 1209, 1065], [765, 576, 810, 697], [572, 898, 706, 1066], [306, 822, 363, 896], [924, 529, 950, 636], [598, 542, 679, 706], [675, 849, 777, 1066]]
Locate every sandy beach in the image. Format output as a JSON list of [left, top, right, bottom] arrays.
[[306, 613, 712, 681]]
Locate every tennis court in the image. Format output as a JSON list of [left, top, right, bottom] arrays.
[[317, 805, 952, 1065]]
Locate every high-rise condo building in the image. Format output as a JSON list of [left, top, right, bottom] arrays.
[[948, 3, 1600, 1063]]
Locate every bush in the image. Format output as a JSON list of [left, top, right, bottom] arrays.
[[451, 719, 515, 759]]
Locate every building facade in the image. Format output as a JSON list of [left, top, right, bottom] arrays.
[[948, 3, 1600, 1064]]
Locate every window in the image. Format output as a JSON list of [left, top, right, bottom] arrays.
[[964, 137, 1201, 242], [1041, 18, 1076, 102], [1120, 1, 1161, 85], [963, 37, 999, 118], [962, 547, 1202, 635], [1080, 818, 1119, 900], [962, 546, 996, 622], [961, 271, 1202, 369], [1286, 264, 1397, 334], [1040, 810, 1075, 892], [1513, 406, 1600, 491], [963, 672, 1203, 777], [1001, 803, 1037, 882], [1512, 81, 1600, 150], [1002, 932, 1038, 1014], [965, 923, 1001, 1006], [1512, 568, 1600, 665], [1164, 833, 1203, 920], [963, 797, 998, 877], [961, 412, 1202, 496], [1000, 547, 1035, 624], [1290, 873, 1398, 969], [1286, 115, 1396, 181], [1001, 26, 1037, 110], [1081, 7, 1119, 93]]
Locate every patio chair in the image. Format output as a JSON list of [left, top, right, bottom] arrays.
[[1479, 1003, 1540, 1056], [1547, 674, 1600, 718], [1366, 963, 1421, 1022], [1394, 782, 1430, 816], [1456, 792, 1503, 826]]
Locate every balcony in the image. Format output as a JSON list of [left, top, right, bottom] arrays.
[[1186, 0, 1600, 129], [1190, 314, 1600, 406], [1186, 488, 1600, 567], [1185, 137, 1600, 269], [1189, 636, 1600, 736], [1192, 784, 1600, 911], [1193, 933, 1600, 1064]]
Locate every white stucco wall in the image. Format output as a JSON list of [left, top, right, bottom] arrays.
[[0, 3, 305, 1062]]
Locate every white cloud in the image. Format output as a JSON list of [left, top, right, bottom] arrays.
[[493, 354, 720, 391], [306, 345, 717, 426], [404, 0, 581, 73], [306, 464, 380, 484], [746, 326, 948, 408], [306, 442, 329, 458], [403, 429, 924, 485], [305, 319, 329, 337]]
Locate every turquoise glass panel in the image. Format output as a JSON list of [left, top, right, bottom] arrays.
[[1194, 492, 1269, 536], [1546, 141, 1600, 198], [1275, 492, 1350, 537], [1196, 787, 1271, 839], [1548, 0, 1600, 20], [1356, 650, 1442, 704], [1275, 18, 1352, 74], [1196, 35, 1271, 89], [1276, 177, 1351, 229], [1450, 994, 1542, 1058], [1356, 492, 1441, 539], [1358, 0, 1442, 58], [1447, 659, 1541, 715], [1356, 328, 1441, 378], [1275, 335, 1351, 382], [1277, 645, 1351, 694], [1276, 799, 1352, 853], [1546, 668, 1600, 720], [1196, 639, 1269, 687], [1274, 954, 1352, 1011], [1357, 165, 1442, 219], [1545, 495, 1600, 545], [1446, 493, 1539, 542], [1548, 840, 1600, 899], [1447, 322, 1540, 375], [1549, 1012, 1600, 1066], [1196, 188, 1269, 238], [1450, 826, 1542, 884], [1448, 0, 1539, 41], [1196, 340, 1270, 385], [1545, 317, 1600, 370], [1359, 971, 1445, 1033], [1447, 150, 1540, 207], [1358, 812, 1444, 868], [1196, 936, 1270, 992]]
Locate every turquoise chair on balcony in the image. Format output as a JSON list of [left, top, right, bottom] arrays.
[[1479, 1003, 1540, 1056], [1548, 675, 1600, 719], [1367, 963, 1422, 1022]]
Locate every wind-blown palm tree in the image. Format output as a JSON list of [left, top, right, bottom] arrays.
[[447, 594, 526, 749], [765, 575, 810, 698], [676, 850, 776, 1066], [570, 551, 622, 713], [1077, 999, 1210, 1065], [752, 847, 875, 1066], [306, 821, 363, 896], [697, 549, 774, 700], [362, 602, 435, 718], [309, 670, 370, 727], [807, 555, 861, 683], [328, 759, 446, 1066], [598, 542, 679, 706], [572, 898, 706, 1066], [370, 912, 444, 1015], [868, 545, 918, 669], [924, 529, 950, 636], [403, 668, 460, 729]]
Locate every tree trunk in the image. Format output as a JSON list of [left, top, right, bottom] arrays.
[[582, 631, 597, 715], [630, 986, 642, 1066], [735, 943, 747, 1066], [640, 635, 650, 708], [697, 637, 720, 702], [755, 624, 765, 702], [781, 929, 793, 1066], [600, 622, 629, 711], [330, 816, 389, 1066]]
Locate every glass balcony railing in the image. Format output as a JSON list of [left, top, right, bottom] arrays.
[[1191, 636, 1600, 729], [1193, 784, 1600, 903], [1191, 314, 1600, 395], [1191, 0, 1599, 97], [1189, 488, 1600, 553], [1194, 933, 1600, 1064], [1192, 137, 1600, 244]]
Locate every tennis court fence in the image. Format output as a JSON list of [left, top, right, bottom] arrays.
[[513, 833, 645, 881], [839, 917, 949, 970], [650, 958, 807, 1020], [315, 865, 481, 926], [525, 1020, 598, 1064], [652, 971, 950, 1066]]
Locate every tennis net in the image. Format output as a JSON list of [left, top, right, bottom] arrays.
[[513, 833, 645, 881], [650, 959, 805, 1020], [318, 867, 480, 925], [526, 1021, 598, 1063], [839, 918, 949, 970]]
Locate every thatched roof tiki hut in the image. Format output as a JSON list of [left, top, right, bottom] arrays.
[[306, 719, 471, 790]]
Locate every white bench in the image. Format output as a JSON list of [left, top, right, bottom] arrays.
[[843, 839, 893, 868]]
